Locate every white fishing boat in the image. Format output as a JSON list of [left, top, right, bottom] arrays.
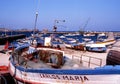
[[96, 39, 116, 46], [64, 43, 73, 48], [96, 32, 116, 46], [86, 44, 106, 52], [8, 43, 120, 84], [83, 33, 95, 37]]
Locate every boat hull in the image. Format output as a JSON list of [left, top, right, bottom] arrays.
[[96, 40, 116, 46], [9, 61, 120, 84]]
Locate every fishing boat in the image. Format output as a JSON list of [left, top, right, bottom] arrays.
[[84, 32, 116, 52], [8, 42, 120, 84], [96, 32, 116, 46], [86, 44, 106, 52], [64, 43, 85, 51], [96, 39, 116, 46]]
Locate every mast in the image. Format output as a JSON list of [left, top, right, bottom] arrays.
[[33, 0, 40, 36], [33, 11, 38, 35]]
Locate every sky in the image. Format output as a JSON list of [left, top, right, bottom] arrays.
[[0, 0, 120, 31]]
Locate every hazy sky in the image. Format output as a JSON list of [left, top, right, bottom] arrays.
[[0, 0, 120, 31]]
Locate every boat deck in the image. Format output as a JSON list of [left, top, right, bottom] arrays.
[[20, 57, 88, 69]]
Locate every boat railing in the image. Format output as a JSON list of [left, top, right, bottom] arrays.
[[72, 54, 102, 68]]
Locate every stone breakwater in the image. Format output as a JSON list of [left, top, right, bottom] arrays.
[[0, 34, 26, 45]]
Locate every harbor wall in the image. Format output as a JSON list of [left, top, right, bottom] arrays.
[[0, 34, 26, 45]]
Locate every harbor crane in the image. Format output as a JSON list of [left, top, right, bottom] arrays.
[[79, 18, 90, 34], [53, 19, 65, 32]]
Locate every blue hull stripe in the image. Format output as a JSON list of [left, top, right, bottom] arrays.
[[11, 60, 120, 75]]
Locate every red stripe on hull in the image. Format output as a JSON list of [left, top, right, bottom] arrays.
[[0, 65, 9, 74]]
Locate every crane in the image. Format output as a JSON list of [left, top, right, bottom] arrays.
[[79, 18, 90, 34], [53, 19, 65, 32], [83, 18, 90, 31]]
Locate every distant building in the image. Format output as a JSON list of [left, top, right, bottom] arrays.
[[0, 28, 10, 32]]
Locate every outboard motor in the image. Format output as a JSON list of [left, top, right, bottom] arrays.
[[106, 50, 120, 65]]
